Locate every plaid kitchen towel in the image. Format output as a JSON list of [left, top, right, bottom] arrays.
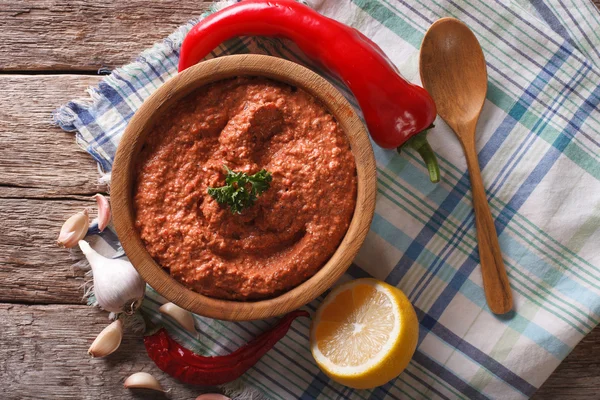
[[54, 0, 600, 399]]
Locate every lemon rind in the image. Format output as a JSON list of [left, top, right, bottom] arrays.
[[310, 279, 403, 376]]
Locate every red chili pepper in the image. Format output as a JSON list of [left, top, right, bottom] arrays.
[[178, 0, 440, 182], [143, 309, 309, 386]]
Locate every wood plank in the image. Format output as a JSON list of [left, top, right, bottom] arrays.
[[1, 73, 599, 397], [0, 303, 597, 399], [1, 1, 600, 396], [0, 0, 212, 71], [0, 1, 599, 71], [0, 198, 95, 305], [0, 74, 112, 304], [533, 326, 600, 399], [0, 75, 106, 196], [0, 303, 211, 399]]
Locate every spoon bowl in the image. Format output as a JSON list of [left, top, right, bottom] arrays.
[[420, 18, 513, 314], [420, 18, 488, 134]]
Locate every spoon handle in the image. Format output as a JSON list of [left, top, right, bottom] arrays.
[[463, 141, 513, 314]]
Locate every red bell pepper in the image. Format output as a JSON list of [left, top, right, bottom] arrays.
[[179, 0, 440, 182]]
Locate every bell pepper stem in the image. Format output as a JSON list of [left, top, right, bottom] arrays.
[[399, 131, 440, 183]]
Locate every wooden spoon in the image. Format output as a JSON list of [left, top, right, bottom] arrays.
[[419, 18, 513, 314]]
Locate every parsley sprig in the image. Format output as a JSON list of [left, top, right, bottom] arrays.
[[207, 165, 273, 214]]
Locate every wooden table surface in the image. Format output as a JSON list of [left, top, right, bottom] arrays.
[[0, 1, 598, 399]]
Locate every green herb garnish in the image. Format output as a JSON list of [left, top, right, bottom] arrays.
[[208, 166, 273, 214]]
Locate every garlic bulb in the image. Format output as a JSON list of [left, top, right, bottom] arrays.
[[159, 302, 197, 334], [79, 240, 146, 314], [123, 372, 165, 392], [88, 319, 123, 358], [57, 210, 89, 248], [93, 194, 111, 232]]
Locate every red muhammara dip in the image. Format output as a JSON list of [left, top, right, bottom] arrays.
[[134, 77, 357, 300]]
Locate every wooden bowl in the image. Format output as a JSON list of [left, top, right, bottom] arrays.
[[112, 54, 376, 321]]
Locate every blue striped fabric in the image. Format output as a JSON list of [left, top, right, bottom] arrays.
[[54, 1, 600, 399]]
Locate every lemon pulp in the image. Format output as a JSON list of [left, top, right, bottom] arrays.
[[310, 278, 419, 389]]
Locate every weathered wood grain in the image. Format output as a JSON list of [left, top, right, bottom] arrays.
[[0, 60, 597, 400], [0, 303, 597, 399], [533, 326, 600, 399], [0, 304, 212, 399], [0, 0, 599, 397], [0, 198, 95, 305], [0, 0, 212, 71], [0, 75, 106, 196], [0, 0, 599, 71]]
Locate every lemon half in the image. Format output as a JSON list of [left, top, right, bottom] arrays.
[[310, 278, 419, 389]]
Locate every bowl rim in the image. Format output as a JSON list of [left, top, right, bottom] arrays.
[[111, 54, 376, 321]]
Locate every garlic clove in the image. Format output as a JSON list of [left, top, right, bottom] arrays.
[[88, 319, 123, 358], [159, 302, 197, 334], [57, 210, 89, 248], [58, 231, 76, 246], [196, 394, 231, 400], [94, 194, 111, 232], [124, 372, 165, 392]]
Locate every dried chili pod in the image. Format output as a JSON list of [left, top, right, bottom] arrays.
[[143, 309, 309, 386]]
